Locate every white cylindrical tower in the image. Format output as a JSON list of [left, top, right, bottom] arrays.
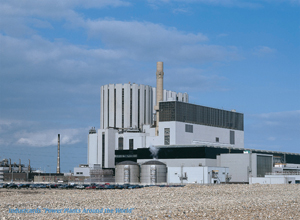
[[100, 83, 153, 130], [155, 62, 164, 136]]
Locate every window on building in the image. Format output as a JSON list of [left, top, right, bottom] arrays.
[[130, 88, 132, 127], [129, 139, 134, 150], [216, 137, 219, 142], [118, 137, 124, 150], [114, 88, 116, 128], [185, 124, 193, 133], [164, 128, 170, 145], [138, 89, 140, 129], [107, 89, 109, 127], [122, 88, 124, 128], [230, 130, 235, 145], [102, 133, 105, 168]]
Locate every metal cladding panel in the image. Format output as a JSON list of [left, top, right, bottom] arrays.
[[115, 84, 122, 128], [257, 155, 273, 177], [152, 87, 156, 113], [129, 165, 140, 183], [149, 87, 153, 125], [145, 86, 150, 125], [115, 164, 140, 184], [88, 133, 98, 165], [177, 93, 183, 102], [123, 84, 131, 128], [100, 86, 104, 129], [140, 163, 167, 184], [163, 90, 167, 101], [132, 84, 139, 128], [108, 84, 115, 128], [102, 85, 109, 129], [115, 165, 125, 183], [104, 129, 116, 168], [159, 101, 244, 131], [171, 91, 177, 101], [139, 84, 145, 128], [183, 93, 189, 102]]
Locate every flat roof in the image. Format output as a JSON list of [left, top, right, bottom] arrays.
[[154, 145, 300, 156]]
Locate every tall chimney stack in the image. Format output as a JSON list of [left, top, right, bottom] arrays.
[[57, 134, 60, 173], [155, 62, 164, 136]]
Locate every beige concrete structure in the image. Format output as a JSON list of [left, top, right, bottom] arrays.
[[155, 61, 164, 136]]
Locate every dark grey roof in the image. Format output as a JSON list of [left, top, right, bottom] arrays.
[[116, 161, 139, 166], [142, 160, 166, 166]]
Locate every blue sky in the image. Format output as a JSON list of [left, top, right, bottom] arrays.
[[0, 0, 299, 172]]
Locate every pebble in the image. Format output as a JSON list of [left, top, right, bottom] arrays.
[[0, 184, 299, 219]]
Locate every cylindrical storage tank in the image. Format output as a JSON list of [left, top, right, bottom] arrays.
[[115, 161, 140, 184], [140, 160, 167, 185]]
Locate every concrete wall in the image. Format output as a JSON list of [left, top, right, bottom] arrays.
[[217, 153, 273, 183], [97, 128, 117, 168], [74, 167, 90, 177], [88, 133, 98, 166], [158, 121, 244, 148], [167, 167, 229, 184], [250, 176, 296, 184], [115, 132, 146, 150], [217, 154, 252, 183]]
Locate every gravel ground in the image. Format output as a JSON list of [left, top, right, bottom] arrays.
[[0, 184, 299, 219]]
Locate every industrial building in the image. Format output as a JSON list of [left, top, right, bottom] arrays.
[[0, 158, 32, 182], [168, 166, 230, 184], [88, 62, 244, 169], [73, 164, 114, 183], [85, 61, 299, 184]]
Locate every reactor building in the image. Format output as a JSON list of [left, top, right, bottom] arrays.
[[88, 62, 244, 169], [80, 61, 300, 184]]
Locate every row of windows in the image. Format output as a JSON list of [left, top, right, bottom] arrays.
[[102, 133, 105, 168], [160, 101, 244, 131], [118, 138, 134, 150]]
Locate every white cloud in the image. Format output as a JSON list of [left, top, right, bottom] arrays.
[[147, 0, 262, 8], [0, 34, 128, 79], [72, 19, 239, 63], [0, 17, 239, 81], [0, 0, 130, 18], [148, 0, 300, 8], [257, 110, 300, 120], [253, 46, 276, 56], [16, 128, 84, 147], [0, 0, 130, 36], [84, 19, 208, 45]]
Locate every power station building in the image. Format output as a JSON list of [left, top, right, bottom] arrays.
[[88, 62, 245, 169]]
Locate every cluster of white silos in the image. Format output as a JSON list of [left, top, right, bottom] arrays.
[[115, 160, 167, 184]]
